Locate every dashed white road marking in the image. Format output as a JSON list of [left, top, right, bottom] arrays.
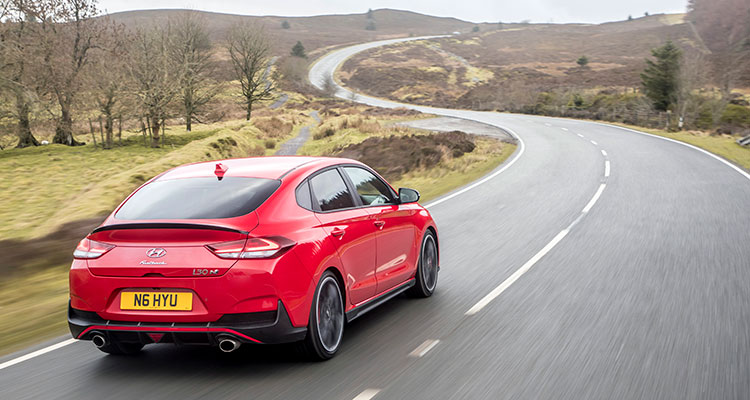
[[561, 127, 569, 131], [605, 160, 611, 177], [353, 389, 381, 400], [577, 133, 585, 138], [0, 339, 76, 371], [544, 123, 552, 127], [590, 140, 598, 146], [582, 184, 607, 213], [466, 229, 570, 315], [409, 339, 440, 358], [601, 150, 607, 157]]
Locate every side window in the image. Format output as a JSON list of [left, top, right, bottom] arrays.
[[309, 169, 356, 212], [343, 167, 395, 206], [295, 181, 312, 210]]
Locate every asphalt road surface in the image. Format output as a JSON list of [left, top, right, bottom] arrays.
[[2, 36, 750, 400]]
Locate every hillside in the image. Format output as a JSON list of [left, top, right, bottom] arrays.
[[108, 8, 475, 58], [339, 13, 704, 110]]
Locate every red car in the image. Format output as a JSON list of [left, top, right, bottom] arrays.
[[68, 156, 439, 360]]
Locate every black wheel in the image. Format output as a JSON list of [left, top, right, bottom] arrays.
[[300, 271, 345, 360], [408, 230, 438, 298], [96, 341, 144, 355]]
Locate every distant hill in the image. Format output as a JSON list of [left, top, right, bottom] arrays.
[[107, 8, 476, 58]]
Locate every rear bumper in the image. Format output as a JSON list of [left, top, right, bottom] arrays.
[[69, 300, 307, 345]]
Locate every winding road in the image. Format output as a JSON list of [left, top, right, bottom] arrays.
[[2, 36, 750, 400]]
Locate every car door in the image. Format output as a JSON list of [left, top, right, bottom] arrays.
[[309, 168, 378, 305], [341, 166, 417, 295]]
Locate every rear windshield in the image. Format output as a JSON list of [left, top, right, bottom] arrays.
[[116, 177, 281, 220]]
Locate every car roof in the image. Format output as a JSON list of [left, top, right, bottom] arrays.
[[156, 156, 362, 181]]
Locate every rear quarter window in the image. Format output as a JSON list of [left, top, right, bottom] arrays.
[[116, 177, 281, 220]]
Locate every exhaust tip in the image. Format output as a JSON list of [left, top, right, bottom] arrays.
[[218, 337, 240, 353], [92, 334, 107, 349]]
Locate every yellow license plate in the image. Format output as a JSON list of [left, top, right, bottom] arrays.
[[120, 292, 193, 311]]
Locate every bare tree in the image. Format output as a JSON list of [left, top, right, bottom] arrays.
[[128, 27, 179, 147], [676, 50, 709, 129], [226, 23, 274, 120], [32, 0, 107, 146], [88, 22, 128, 149], [1, 0, 41, 148], [169, 11, 217, 132]]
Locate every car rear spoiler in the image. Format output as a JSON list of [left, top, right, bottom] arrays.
[[91, 223, 250, 235]]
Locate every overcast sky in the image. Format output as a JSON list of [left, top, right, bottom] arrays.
[[97, 0, 689, 24]]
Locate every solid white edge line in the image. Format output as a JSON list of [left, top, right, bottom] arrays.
[[424, 127, 525, 209], [353, 389, 381, 400], [465, 229, 570, 315], [605, 160, 611, 177], [409, 339, 440, 357], [601, 149, 607, 157], [582, 184, 606, 213], [590, 140, 598, 145], [595, 122, 750, 182], [0, 339, 76, 371]]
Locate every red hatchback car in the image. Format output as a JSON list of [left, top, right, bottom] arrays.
[[68, 156, 439, 359]]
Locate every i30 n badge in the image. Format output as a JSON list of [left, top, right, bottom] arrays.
[[68, 156, 439, 360]]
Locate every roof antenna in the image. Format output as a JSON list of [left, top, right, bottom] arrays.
[[214, 163, 228, 180]]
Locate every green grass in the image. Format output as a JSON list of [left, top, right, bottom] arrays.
[[613, 123, 750, 170], [0, 121, 284, 241]]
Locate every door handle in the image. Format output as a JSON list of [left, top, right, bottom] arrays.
[[331, 228, 345, 237], [374, 221, 385, 228]]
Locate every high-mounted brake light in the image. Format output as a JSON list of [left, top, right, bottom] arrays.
[[214, 163, 228, 180], [206, 237, 293, 259], [73, 238, 115, 259]]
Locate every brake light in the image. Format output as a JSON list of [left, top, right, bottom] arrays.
[[206, 237, 293, 259], [73, 238, 115, 259]]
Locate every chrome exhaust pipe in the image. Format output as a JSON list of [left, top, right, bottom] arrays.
[[92, 334, 107, 349], [218, 337, 241, 353]]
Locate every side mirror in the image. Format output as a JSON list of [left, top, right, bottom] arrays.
[[398, 188, 420, 204]]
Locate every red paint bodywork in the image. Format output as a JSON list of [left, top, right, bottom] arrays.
[[69, 157, 437, 339]]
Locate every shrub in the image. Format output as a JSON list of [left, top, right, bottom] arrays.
[[264, 139, 276, 149], [720, 104, 750, 129], [314, 128, 336, 140], [576, 55, 589, 67], [253, 117, 293, 138]]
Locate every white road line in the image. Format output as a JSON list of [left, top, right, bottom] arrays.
[[0, 339, 76, 371], [561, 127, 569, 131], [605, 160, 611, 177], [582, 184, 607, 213], [353, 389, 381, 400], [544, 123, 552, 127], [409, 339, 440, 357], [601, 149, 607, 157], [577, 133, 584, 138], [596, 122, 750, 183], [590, 140, 598, 146], [466, 229, 570, 315], [466, 179, 609, 315], [425, 127, 525, 209]]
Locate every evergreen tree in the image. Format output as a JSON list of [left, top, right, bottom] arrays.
[[577, 55, 589, 67], [281, 20, 290, 29], [291, 41, 307, 58], [641, 41, 682, 111]]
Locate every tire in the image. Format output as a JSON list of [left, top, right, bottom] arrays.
[[408, 230, 439, 298], [299, 271, 345, 360], [96, 340, 144, 355]]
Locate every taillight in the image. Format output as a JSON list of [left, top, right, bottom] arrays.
[[73, 238, 115, 259], [206, 237, 293, 259]]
